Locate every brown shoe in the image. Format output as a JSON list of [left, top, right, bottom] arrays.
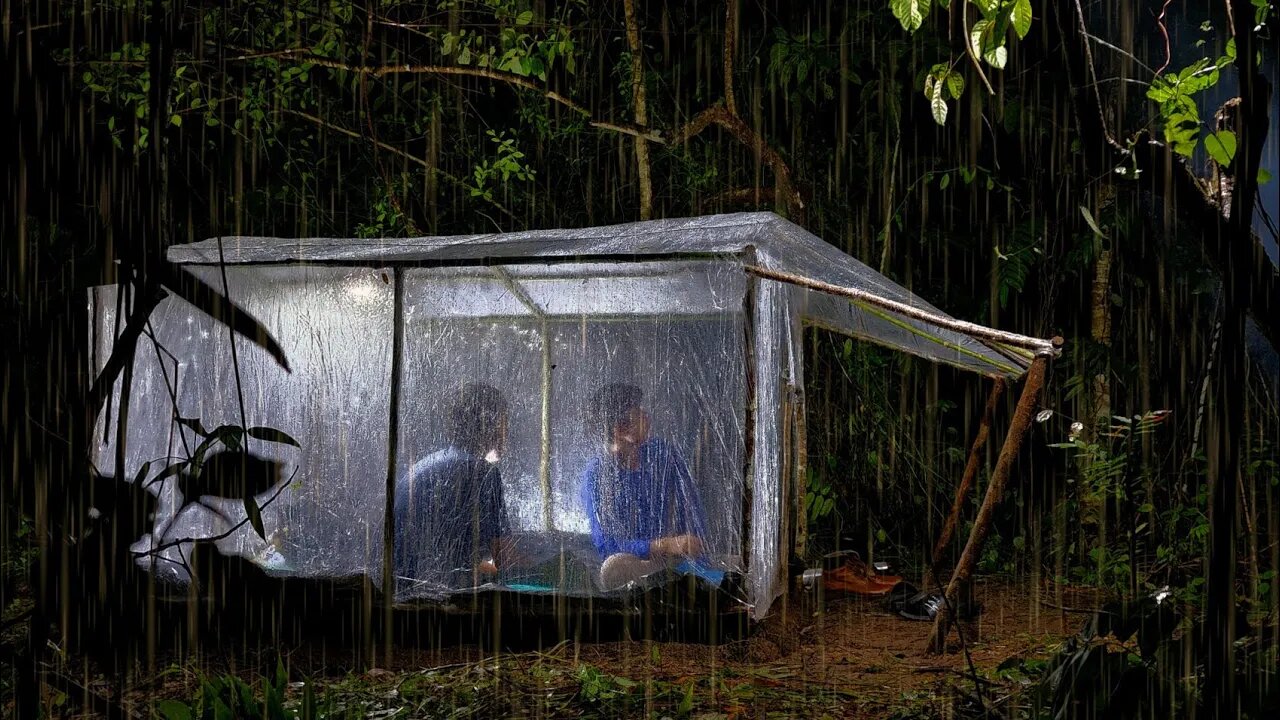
[[823, 564, 901, 596], [842, 557, 903, 588]]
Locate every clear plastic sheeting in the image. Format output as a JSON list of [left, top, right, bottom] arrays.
[[393, 261, 747, 600], [87, 212, 1054, 621], [747, 278, 790, 618], [90, 266, 394, 582]]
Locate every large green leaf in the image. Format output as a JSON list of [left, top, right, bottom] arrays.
[[1012, 0, 1033, 39], [891, 0, 930, 33], [1204, 131, 1236, 167]]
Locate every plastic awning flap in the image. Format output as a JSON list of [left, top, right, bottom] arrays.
[[165, 212, 1048, 378]]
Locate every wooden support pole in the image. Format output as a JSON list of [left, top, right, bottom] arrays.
[[744, 265, 1058, 357], [792, 385, 809, 559], [924, 378, 1005, 589], [926, 351, 1053, 654], [492, 268, 554, 530], [380, 267, 405, 666]]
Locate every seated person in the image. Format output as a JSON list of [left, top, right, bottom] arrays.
[[580, 383, 710, 590], [393, 383, 514, 590]]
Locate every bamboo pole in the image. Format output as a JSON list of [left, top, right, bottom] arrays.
[[927, 352, 1053, 655], [924, 378, 1005, 589], [744, 265, 1058, 357]]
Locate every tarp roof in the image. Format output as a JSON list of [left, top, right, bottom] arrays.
[[167, 212, 1056, 378]]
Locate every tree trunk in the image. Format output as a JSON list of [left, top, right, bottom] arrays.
[[1204, 2, 1272, 714], [622, 0, 653, 220]]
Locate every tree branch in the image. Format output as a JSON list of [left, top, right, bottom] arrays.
[[281, 108, 517, 222], [232, 50, 663, 142], [671, 106, 805, 218], [1068, 0, 1124, 151], [961, 0, 997, 95], [724, 0, 738, 114]]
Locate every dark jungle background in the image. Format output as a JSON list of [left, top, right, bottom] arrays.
[[2, 0, 1277, 717]]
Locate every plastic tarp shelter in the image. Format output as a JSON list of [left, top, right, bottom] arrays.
[[89, 212, 1055, 620]]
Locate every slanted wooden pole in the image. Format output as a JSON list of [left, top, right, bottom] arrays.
[[924, 378, 1005, 589], [744, 265, 1058, 357], [926, 347, 1055, 654]]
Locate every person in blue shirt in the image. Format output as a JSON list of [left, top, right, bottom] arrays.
[[393, 383, 513, 591], [580, 383, 710, 589]]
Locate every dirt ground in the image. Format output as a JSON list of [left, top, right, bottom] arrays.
[[563, 578, 1084, 717], [28, 579, 1092, 718]]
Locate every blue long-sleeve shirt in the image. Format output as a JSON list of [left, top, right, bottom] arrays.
[[580, 438, 710, 560]]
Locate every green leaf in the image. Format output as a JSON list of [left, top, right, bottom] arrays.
[[939, 172, 951, 190], [1259, 168, 1274, 185], [891, 0, 930, 34], [156, 699, 193, 720], [1079, 206, 1108, 239], [678, 680, 695, 714], [244, 495, 266, 540], [1204, 130, 1236, 166], [1012, 0, 1033, 39], [930, 78, 948, 125], [1145, 82, 1172, 103], [946, 71, 964, 99], [970, 20, 1008, 69], [515, 10, 534, 26], [985, 42, 1008, 69], [246, 426, 301, 447], [972, 0, 1000, 15]]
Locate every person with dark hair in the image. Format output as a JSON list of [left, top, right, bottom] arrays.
[[580, 383, 710, 589], [393, 383, 513, 590]]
